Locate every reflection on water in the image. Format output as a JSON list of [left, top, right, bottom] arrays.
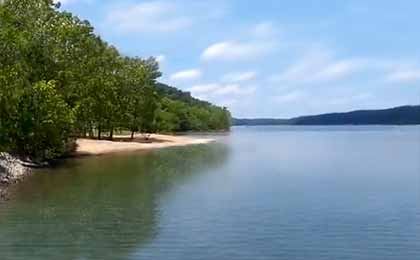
[[1, 126, 420, 260], [0, 144, 230, 260]]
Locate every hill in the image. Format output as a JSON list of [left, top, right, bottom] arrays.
[[233, 105, 420, 126], [155, 83, 212, 107], [154, 82, 231, 132]]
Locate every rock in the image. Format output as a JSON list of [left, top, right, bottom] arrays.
[[0, 152, 31, 184], [0, 186, 10, 201], [0, 153, 36, 202]]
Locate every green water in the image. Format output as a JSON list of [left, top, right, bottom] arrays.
[[0, 144, 229, 259], [1, 126, 420, 260]]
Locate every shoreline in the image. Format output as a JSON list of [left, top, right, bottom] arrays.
[[75, 134, 215, 156], [0, 153, 32, 201], [0, 134, 215, 200]]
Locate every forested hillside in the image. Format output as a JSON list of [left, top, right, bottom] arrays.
[[233, 105, 420, 126], [0, 0, 230, 161], [155, 83, 231, 132]]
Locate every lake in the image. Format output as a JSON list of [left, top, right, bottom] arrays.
[[1, 126, 419, 260]]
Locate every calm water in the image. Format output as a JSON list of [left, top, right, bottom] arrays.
[[1, 126, 420, 260]]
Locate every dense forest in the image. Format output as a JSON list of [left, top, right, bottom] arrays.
[[233, 105, 420, 126], [0, 0, 231, 161]]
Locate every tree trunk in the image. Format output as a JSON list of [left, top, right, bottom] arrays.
[[98, 126, 101, 140], [89, 128, 94, 138], [131, 131, 135, 140], [109, 128, 113, 140]]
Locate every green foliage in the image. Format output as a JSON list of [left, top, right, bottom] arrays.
[[0, 0, 231, 161], [2, 81, 74, 160], [120, 57, 161, 135], [155, 97, 231, 132]]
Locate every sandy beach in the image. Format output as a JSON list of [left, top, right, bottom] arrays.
[[75, 134, 215, 156]]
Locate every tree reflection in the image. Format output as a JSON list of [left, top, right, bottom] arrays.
[[0, 143, 230, 260]]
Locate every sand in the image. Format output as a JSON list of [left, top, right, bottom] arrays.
[[75, 134, 215, 156]]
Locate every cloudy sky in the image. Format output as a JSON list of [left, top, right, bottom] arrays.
[[59, 0, 420, 118]]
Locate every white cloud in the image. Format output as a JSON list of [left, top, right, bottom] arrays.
[[200, 21, 278, 62], [313, 60, 365, 81], [221, 71, 258, 82], [214, 84, 256, 96], [273, 52, 329, 82], [187, 83, 255, 98], [218, 98, 238, 107], [253, 22, 278, 38], [156, 55, 166, 63], [387, 69, 420, 83], [201, 41, 275, 61], [272, 91, 303, 104], [170, 69, 202, 81], [328, 93, 372, 106], [106, 1, 192, 33], [187, 83, 220, 94], [273, 52, 366, 84]]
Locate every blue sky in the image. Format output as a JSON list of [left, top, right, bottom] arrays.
[[58, 0, 420, 118]]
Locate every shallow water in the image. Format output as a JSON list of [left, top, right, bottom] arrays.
[[1, 126, 420, 260]]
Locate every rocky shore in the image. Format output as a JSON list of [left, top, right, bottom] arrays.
[[0, 153, 34, 200]]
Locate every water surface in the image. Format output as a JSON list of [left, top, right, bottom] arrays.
[[1, 126, 419, 260]]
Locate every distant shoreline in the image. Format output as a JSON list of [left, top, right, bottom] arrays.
[[233, 105, 420, 126]]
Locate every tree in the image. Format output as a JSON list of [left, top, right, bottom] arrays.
[[120, 57, 161, 139], [6, 81, 74, 161], [0, 0, 231, 162]]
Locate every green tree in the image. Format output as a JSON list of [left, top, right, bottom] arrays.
[[0, 0, 231, 162], [7, 81, 74, 161], [120, 57, 161, 138]]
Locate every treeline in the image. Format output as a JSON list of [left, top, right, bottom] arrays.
[[0, 0, 230, 161], [155, 83, 231, 132], [233, 105, 420, 126]]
